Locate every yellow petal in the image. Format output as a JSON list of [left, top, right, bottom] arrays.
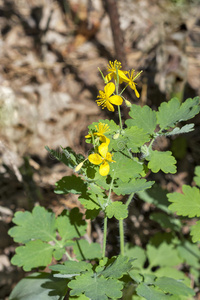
[[104, 82, 115, 97], [99, 135, 110, 145], [99, 143, 108, 158], [106, 152, 116, 163], [85, 134, 91, 138], [105, 73, 112, 82], [134, 87, 140, 98], [109, 95, 123, 106], [88, 153, 103, 165], [99, 161, 110, 176], [106, 101, 115, 112], [118, 70, 129, 82]]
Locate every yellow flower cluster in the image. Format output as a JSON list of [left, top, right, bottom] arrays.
[[75, 122, 115, 176], [96, 60, 142, 111], [87, 123, 115, 176]]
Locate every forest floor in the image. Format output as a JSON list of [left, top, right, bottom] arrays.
[[0, 0, 200, 298]]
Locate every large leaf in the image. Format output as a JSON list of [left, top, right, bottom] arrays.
[[55, 175, 87, 195], [126, 104, 157, 134], [194, 165, 200, 187], [100, 255, 133, 279], [73, 239, 102, 260], [147, 243, 183, 268], [8, 206, 87, 271], [190, 220, 200, 243], [125, 245, 146, 269], [45, 146, 84, 169], [9, 273, 68, 300], [157, 97, 200, 131], [113, 178, 154, 196], [8, 206, 56, 243], [164, 124, 194, 136], [68, 272, 123, 300], [110, 151, 143, 182], [156, 277, 195, 297], [56, 208, 87, 240], [49, 261, 92, 276], [168, 185, 200, 217], [105, 201, 128, 220], [137, 184, 171, 213], [146, 150, 176, 174], [125, 126, 151, 152], [11, 240, 54, 272], [136, 283, 171, 300]]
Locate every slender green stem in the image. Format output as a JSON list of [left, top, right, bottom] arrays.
[[119, 219, 125, 256], [118, 105, 123, 131], [102, 216, 108, 258], [125, 192, 134, 208]]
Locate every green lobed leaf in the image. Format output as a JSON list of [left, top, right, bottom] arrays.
[[136, 283, 171, 300], [9, 272, 68, 300], [100, 255, 133, 279], [73, 239, 102, 261], [156, 97, 200, 131], [105, 202, 128, 220], [147, 243, 183, 268], [55, 175, 87, 195], [49, 261, 92, 275], [110, 151, 143, 182], [45, 146, 84, 169], [137, 184, 171, 213], [125, 244, 146, 269], [146, 150, 177, 174], [194, 165, 200, 187], [113, 178, 154, 196], [8, 206, 56, 243], [190, 220, 200, 243], [125, 126, 151, 152], [155, 267, 191, 287], [168, 185, 200, 217], [156, 276, 195, 297], [177, 241, 200, 268], [68, 272, 123, 300], [150, 212, 181, 231], [11, 240, 54, 271], [69, 295, 90, 300], [164, 124, 194, 136], [125, 104, 157, 135], [56, 208, 87, 240]]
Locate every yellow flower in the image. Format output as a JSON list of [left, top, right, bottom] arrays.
[[85, 122, 110, 146], [96, 82, 123, 112], [122, 70, 142, 98], [88, 144, 115, 176], [105, 60, 128, 83]]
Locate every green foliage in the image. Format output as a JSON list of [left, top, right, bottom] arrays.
[[105, 201, 128, 220], [146, 150, 177, 174], [8, 60, 200, 300], [8, 207, 87, 271], [156, 97, 200, 131], [125, 104, 157, 134], [9, 272, 68, 300]]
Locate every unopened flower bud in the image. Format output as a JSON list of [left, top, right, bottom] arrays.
[[113, 132, 120, 140], [125, 100, 132, 107], [75, 161, 84, 172]]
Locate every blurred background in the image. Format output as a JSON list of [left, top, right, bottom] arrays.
[[0, 0, 200, 298]]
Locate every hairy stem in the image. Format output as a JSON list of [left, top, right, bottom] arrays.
[[118, 105, 123, 131], [119, 219, 124, 256], [102, 216, 108, 258]]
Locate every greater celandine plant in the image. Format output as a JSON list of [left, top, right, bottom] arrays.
[[8, 60, 200, 300]]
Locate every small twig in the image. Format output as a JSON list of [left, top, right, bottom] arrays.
[[103, 0, 127, 67]]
